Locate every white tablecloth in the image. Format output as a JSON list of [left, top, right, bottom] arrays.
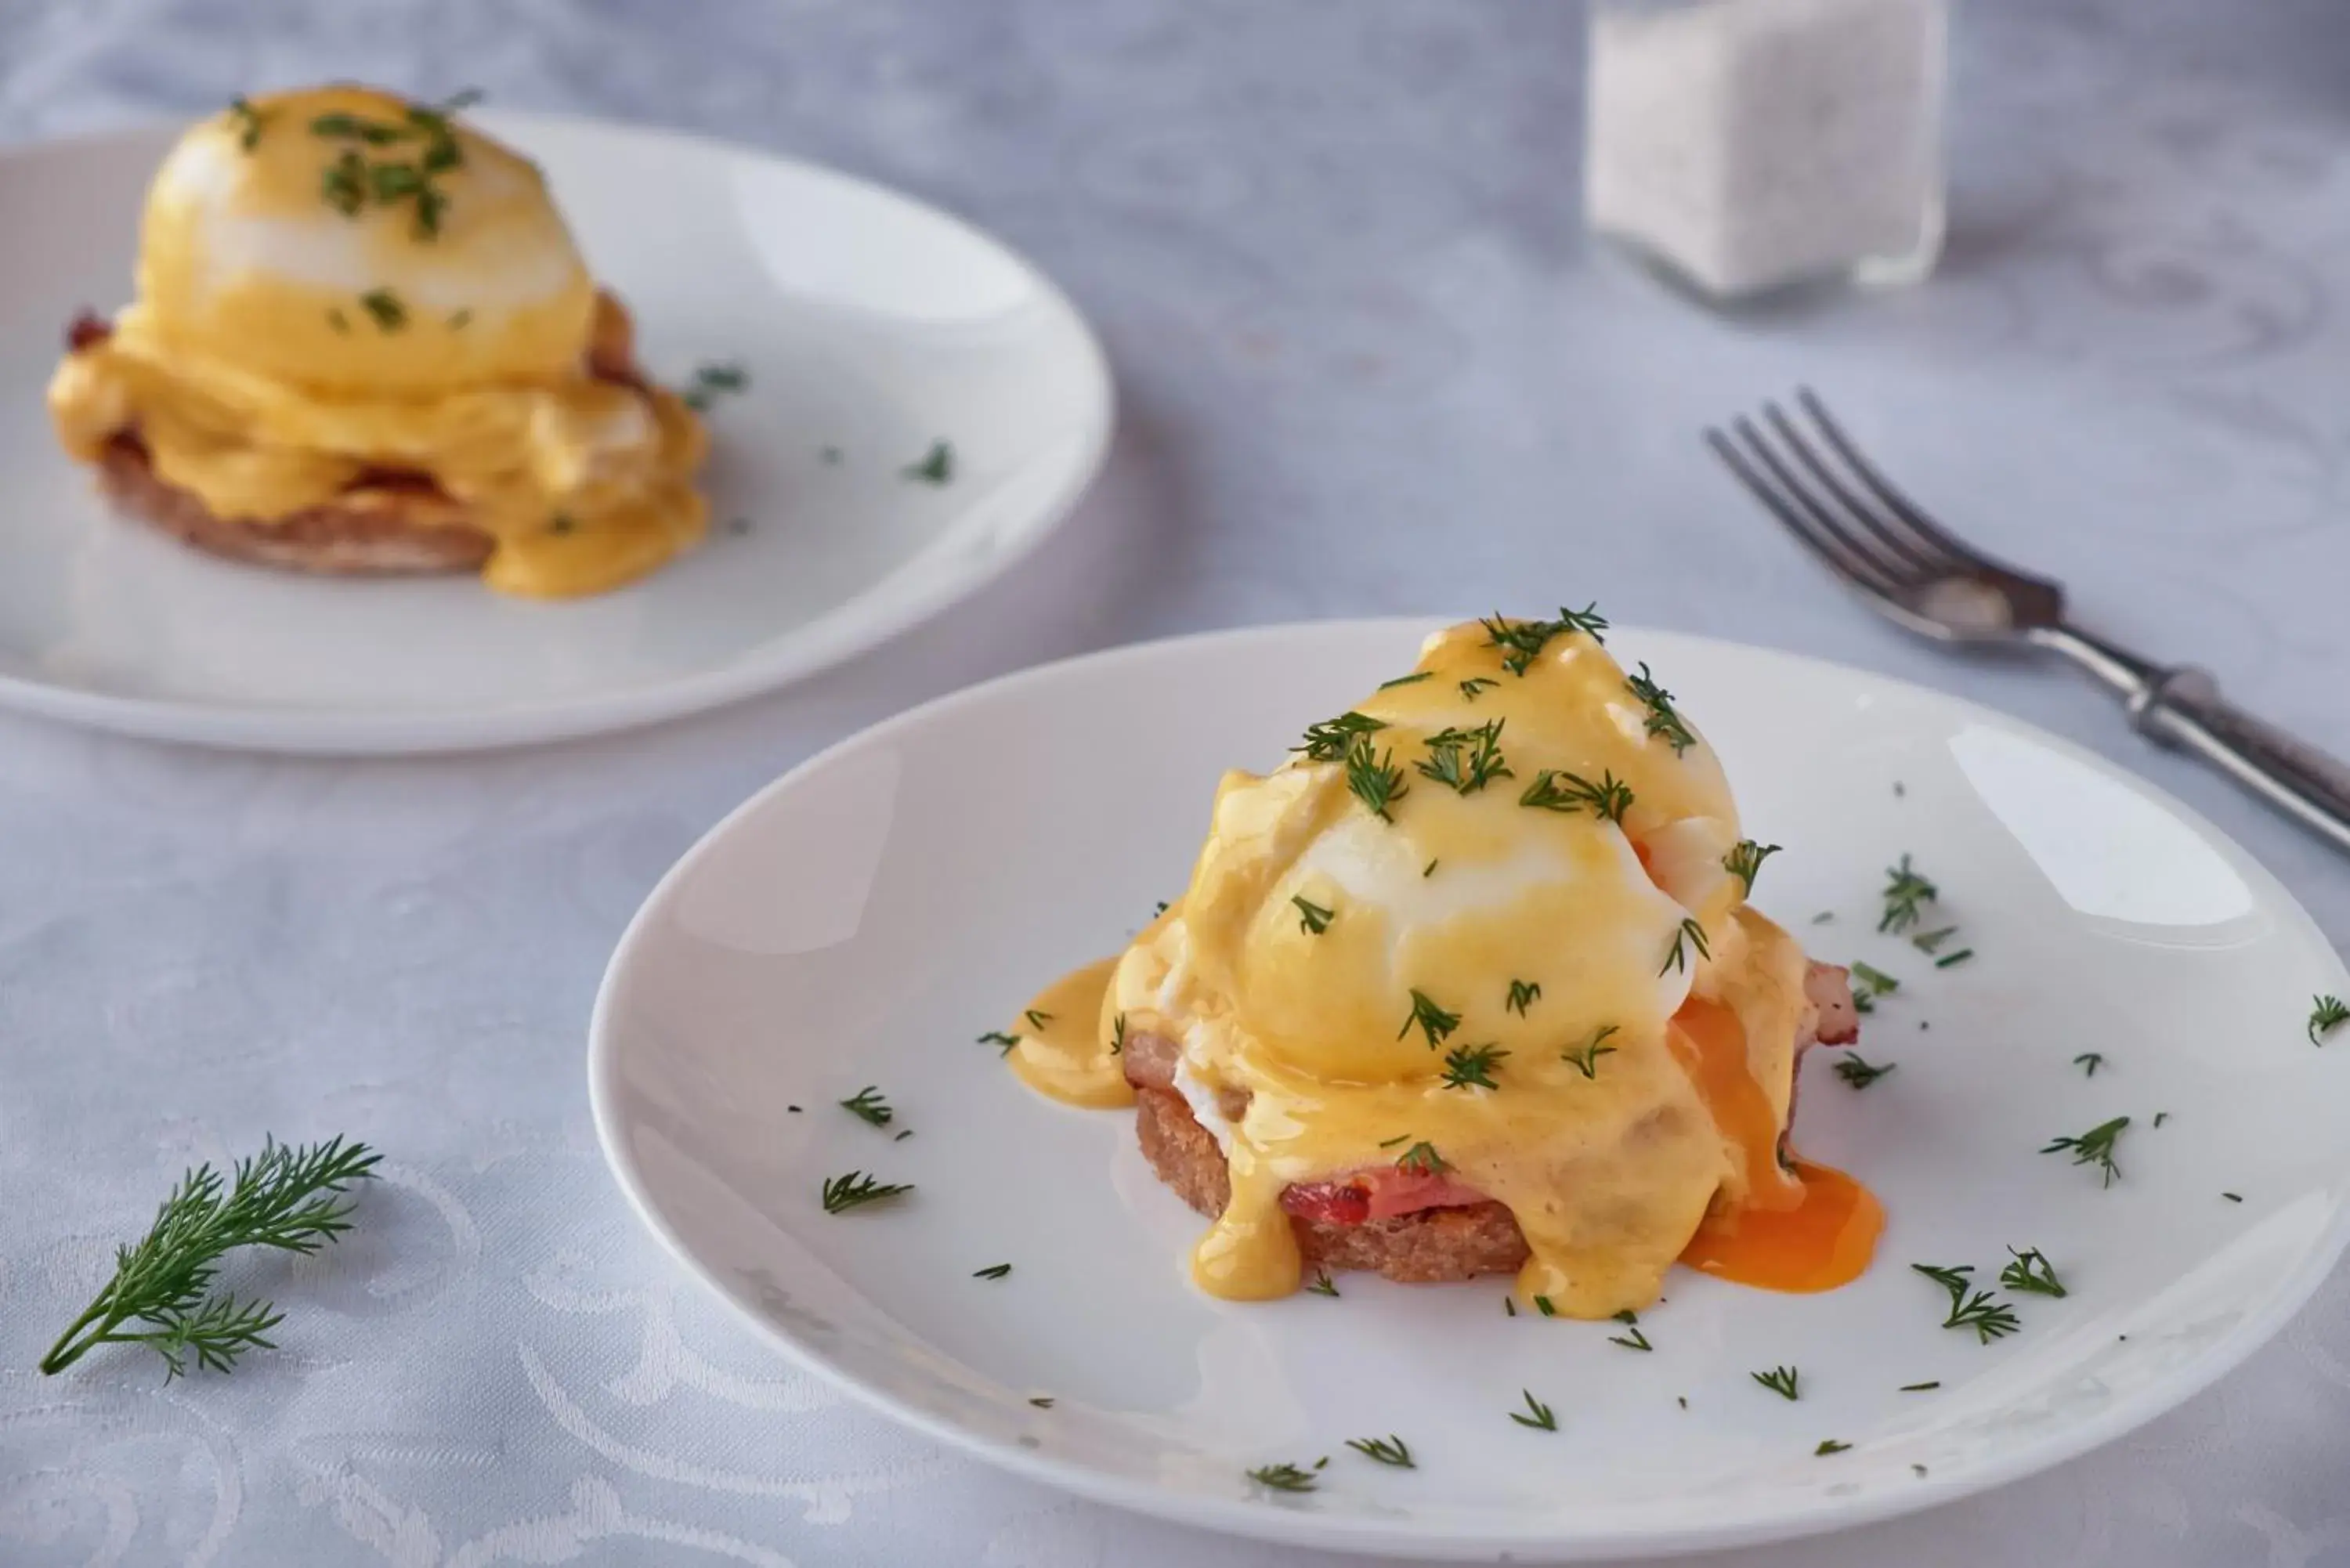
[[5, 2, 2350, 1563]]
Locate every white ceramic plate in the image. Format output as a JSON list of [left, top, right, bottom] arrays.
[[590, 620, 2350, 1562], [0, 110, 1110, 753]]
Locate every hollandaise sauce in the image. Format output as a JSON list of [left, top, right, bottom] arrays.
[[1002, 616, 1884, 1317]]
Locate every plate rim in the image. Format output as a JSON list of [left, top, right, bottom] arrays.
[[0, 109, 1114, 756], [588, 616, 2350, 1561]]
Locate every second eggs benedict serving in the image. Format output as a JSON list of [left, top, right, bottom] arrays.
[[1007, 610, 1875, 1317], [47, 85, 710, 598]]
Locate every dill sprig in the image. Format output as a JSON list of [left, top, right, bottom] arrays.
[[2042, 1115, 2129, 1187], [1506, 979, 1541, 1015], [839, 1086, 894, 1127], [1395, 1140, 1448, 1176], [1377, 670, 1434, 690], [1110, 1013, 1126, 1056], [1397, 988, 1462, 1048], [1624, 663, 1697, 755], [40, 1136, 379, 1379], [1879, 854, 1939, 934], [1343, 735, 1410, 822], [901, 439, 955, 485], [1345, 1434, 1414, 1468], [973, 1263, 1012, 1280], [1817, 1440, 1852, 1456], [1911, 1262, 2020, 1342], [1247, 1459, 1325, 1492], [1608, 1310, 1654, 1352], [1294, 710, 1385, 763], [226, 96, 267, 150], [1660, 917, 1710, 976], [978, 1029, 1019, 1055], [2309, 995, 2349, 1046], [1481, 606, 1608, 676], [1441, 1044, 1508, 1091], [1911, 925, 1960, 955], [1459, 677, 1499, 702], [1832, 1053, 1896, 1089], [1519, 768, 1634, 823], [1999, 1247, 2066, 1298], [1416, 720, 1513, 795], [1752, 1365, 1800, 1400], [1291, 895, 1334, 935], [2073, 1053, 2104, 1078], [1561, 1024, 1620, 1079], [1723, 840, 1781, 895], [1849, 961, 1899, 1013], [819, 1171, 914, 1214], [1305, 1270, 1340, 1297], [1509, 1389, 1559, 1430], [1535, 1295, 1557, 1316]]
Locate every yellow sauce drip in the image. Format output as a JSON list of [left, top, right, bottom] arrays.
[[1006, 958, 1133, 1110]]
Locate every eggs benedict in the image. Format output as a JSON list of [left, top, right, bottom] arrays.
[[1006, 611, 1872, 1317], [47, 85, 710, 598]]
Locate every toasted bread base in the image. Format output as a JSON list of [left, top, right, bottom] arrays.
[[94, 435, 494, 577], [1133, 1086, 1533, 1284]]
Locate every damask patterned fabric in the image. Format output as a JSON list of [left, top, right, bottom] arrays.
[[4, 2, 2349, 1564]]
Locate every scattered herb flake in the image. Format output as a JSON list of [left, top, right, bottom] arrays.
[[1345, 1434, 1414, 1468], [1291, 895, 1334, 935], [1440, 1043, 1507, 1091], [839, 1086, 893, 1128], [1509, 1389, 1558, 1431], [1999, 1248, 2066, 1298], [973, 1263, 1011, 1281], [1398, 989, 1462, 1049], [819, 1171, 913, 1214], [2041, 1115, 2129, 1187], [1305, 1270, 1340, 1297], [1833, 1053, 1896, 1089], [1752, 1365, 1800, 1400], [2309, 995, 2349, 1046]]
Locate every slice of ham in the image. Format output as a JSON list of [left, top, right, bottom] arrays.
[[1281, 1165, 1493, 1227]]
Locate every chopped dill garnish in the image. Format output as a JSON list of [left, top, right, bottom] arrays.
[[1624, 663, 1697, 754], [2073, 1053, 2104, 1078], [1534, 1295, 1556, 1317], [1482, 604, 1608, 674], [1999, 1247, 2066, 1298], [1609, 1310, 1653, 1352], [226, 96, 267, 150], [1900, 1381, 1940, 1393], [1509, 1389, 1558, 1430], [358, 287, 407, 331], [1423, 858, 1440, 877], [1441, 1043, 1508, 1091], [1936, 948, 1975, 968], [1023, 1009, 1053, 1031], [1506, 979, 1541, 1015], [2042, 1115, 2129, 1187], [1911, 1263, 2019, 1342], [1459, 676, 1500, 702], [1247, 1460, 1323, 1492], [1343, 735, 1409, 822], [819, 1171, 913, 1214], [1911, 925, 1959, 954], [1416, 719, 1513, 794], [838, 1086, 893, 1127], [680, 361, 750, 413], [1879, 854, 1939, 934], [978, 1030, 1019, 1054], [973, 1263, 1011, 1280], [1752, 1365, 1800, 1400], [2153, 1111, 2169, 1127], [1305, 1270, 1340, 1297], [1562, 1024, 1620, 1079], [1660, 917, 1710, 976], [1344, 1434, 1413, 1468], [1294, 710, 1384, 762], [1109, 1013, 1126, 1056], [2224, 1191, 2244, 1203], [901, 439, 954, 485], [1395, 1140, 1448, 1176], [1723, 840, 1781, 894], [1376, 670, 1434, 689], [1029, 1396, 1054, 1408], [1519, 768, 1634, 822], [1291, 895, 1334, 935], [1816, 1440, 1852, 1456], [1833, 1053, 1895, 1089], [1397, 988, 1462, 1048], [1504, 1297, 1517, 1317], [2309, 995, 2349, 1046]]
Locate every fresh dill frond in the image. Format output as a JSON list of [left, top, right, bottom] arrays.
[[1911, 926, 1959, 955], [2310, 995, 2349, 1046], [1343, 735, 1410, 822], [1247, 1460, 1323, 1492], [1023, 1009, 1053, 1031], [1441, 1043, 1508, 1091], [1416, 719, 1513, 794], [1624, 663, 1697, 755], [2042, 1115, 2129, 1187], [1291, 895, 1334, 935], [1849, 962, 1899, 1003], [1561, 1024, 1620, 1079], [1509, 1389, 1558, 1430], [973, 1263, 1011, 1280], [1482, 604, 1609, 674], [1999, 1247, 2066, 1298], [1518, 768, 1634, 823], [1294, 710, 1385, 763], [1879, 854, 1939, 934], [1935, 948, 1975, 968], [1723, 840, 1781, 894], [1608, 1310, 1654, 1352], [1833, 1053, 1895, 1089], [1395, 1140, 1448, 1176], [900, 439, 954, 485], [1459, 677, 1500, 702], [1397, 988, 1462, 1048], [1506, 979, 1541, 1015], [978, 1030, 1019, 1054], [1345, 1434, 1414, 1468], [1660, 917, 1710, 976], [819, 1171, 913, 1214], [1752, 1365, 1800, 1401], [39, 1136, 379, 1379], [2073, 1053, 2104, 1078], [838, 1086, 894, 1127], [1376, 670, 1434, 690], [1110, 1013, 1126, 1056], [1911, 1262, 2020, 1342], [226, 96, 267, 150], [1305, 1270, 1340, 1297]]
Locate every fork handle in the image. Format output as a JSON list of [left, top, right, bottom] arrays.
[[2130, 667, 2350, 854]]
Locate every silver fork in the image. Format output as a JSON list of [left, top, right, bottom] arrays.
[[1708, 388, 2350, 854]]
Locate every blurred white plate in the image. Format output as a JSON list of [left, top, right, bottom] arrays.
[[0, 110, 1110, 753], [590, 619, 2350, 1561]]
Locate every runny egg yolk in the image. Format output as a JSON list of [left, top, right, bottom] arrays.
[[1009, 617, 1882, 1317], [45, 85, 709, 598]]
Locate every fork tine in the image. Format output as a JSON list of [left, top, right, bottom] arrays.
[[1705, 425, 1903, 597], [1724, 416, 1914, 593], [1761, 401, 1948, 578], [1793, 388, 2018, 576]]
